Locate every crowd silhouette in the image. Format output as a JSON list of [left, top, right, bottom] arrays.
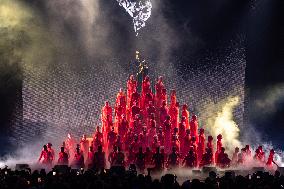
[[0, 165, 283, 189]]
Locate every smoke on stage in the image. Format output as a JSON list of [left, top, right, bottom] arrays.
[[0, 0, 283, 170]]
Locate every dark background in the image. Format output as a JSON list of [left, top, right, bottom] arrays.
[[0, 0, 283, 154]]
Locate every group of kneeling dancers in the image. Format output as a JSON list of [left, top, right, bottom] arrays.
[[38, 74, 276, 171]]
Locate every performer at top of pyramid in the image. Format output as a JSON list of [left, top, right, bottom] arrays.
[[136, 51, 149, 93]]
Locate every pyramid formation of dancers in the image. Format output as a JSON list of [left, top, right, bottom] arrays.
[[38, 73, 276, 171]]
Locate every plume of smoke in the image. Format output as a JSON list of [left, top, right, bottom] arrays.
[[0, 0, 66, 161], [242, 84, 284, 150], [116, 0, 152, 36], [254, 83, 284, 115], [0, 140, 43, 170], [247, 84, 284, 166], [0, 0, 58, 76], [204, 96, 241, 153], [43, 0, 144, 62]]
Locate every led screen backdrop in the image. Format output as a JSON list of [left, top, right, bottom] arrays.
[[13, 41, 246, 149]]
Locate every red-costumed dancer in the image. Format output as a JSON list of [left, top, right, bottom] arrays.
[[101, 101, 113, 147], [46, 143, 55, 164], [125, 128, 134, 152], [169, 101, 179, 132], [244, 144, 252, 160], [199, 148, 214, 167], [131, 134, 140, 154], [65, 133, 76, 162], [148, 117, 157, 145], [145, 147, 153, 167], [254, 145, 265, 163], [217, 147, 231, 168], [197, 128, 206, 163], [179, 117, 186, 154], [182, 147, 197, 168], [190, 115, 199, 144], [80, 134, 89, 161], [72, 147, 85, 169], [115, 88, 126, 110], [207, 135, 214, 163], [38, 145, 52, 166], [152, 147, 165, 171], [157, 128, 165, 147], [118, 115, 128, 140], [160, 89, 167, 107], [155, 76, 165, 109], [171, 129, 180, 153], [182, 129, 191, 158], [132, 114, 142, 135], [181, 104, 190, 129], [93, 145, 106, 171], [114, 135, 123, 151], [107, 127, 117, 152], [151, 135, 161, 153], [163, 115, 172, 153], [266, 149, 275, 168], [135, 147, 146, 172], [139, 127, 148, 150], [142, 92, 154, 121], [159, 101, 169, 127], [115, 89, 126, 127], [130, 90, 140, 110], [86, 146, 94, 169], [215, 134, 223, 164], [108, 146, 118, 167], [58, 147, 69, 165], [190, 136, 198, 167], [146, 101, 156, 120], [113, 147, 125, 166], [92, 126, 103, 151], [127, 75, 137, 108], [167, 146, 180, 169], [231, 147, 239, 166], [141, 76, 152, 109], [127, 146, 135, 165], [131, 102, 141, 122]]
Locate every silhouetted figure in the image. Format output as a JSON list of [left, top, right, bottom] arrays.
[[108, 146, 118, 167], [38, 145, 52, 166], [72, 146, 84, 169], [86, 146, 94, 168], [183, 148, 197, 168], [113, 147, 125, 166], [231, 147, 239, 166], [135, 147, 146, 172], [199, 148, 213, 167], [254, 145, 265, 163], [152, 147, 165, 171], [58, 147, 69, 165], [215, 134, 223, 164], [47, 143, 55, 163], [266, 149, 275, 168], [93, 145, 106, 172], [217, 147, 231, 168], [80, 134, 89, 160], [167, 147, 180, 169]]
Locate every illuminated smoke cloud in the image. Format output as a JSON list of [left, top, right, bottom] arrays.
[[116, 0, 152, 35], [212, 96, 241, 152], [254, 84, 284, 115]]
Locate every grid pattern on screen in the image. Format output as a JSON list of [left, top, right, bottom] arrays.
[[13, 43, 246, 148]]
